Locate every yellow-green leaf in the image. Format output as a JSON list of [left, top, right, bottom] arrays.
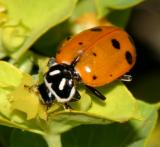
[[0, 0, 77, 59]]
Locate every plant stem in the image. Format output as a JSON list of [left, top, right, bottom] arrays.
[[43, 133, 62, 147]]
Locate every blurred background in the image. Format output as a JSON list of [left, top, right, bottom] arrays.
[[126, 0, 160, 104], [127, 0, 160, 145]]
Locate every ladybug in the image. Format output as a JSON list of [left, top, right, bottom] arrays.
[[38, 26, 136, 109]]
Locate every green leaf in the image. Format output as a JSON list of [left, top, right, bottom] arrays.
[[0, 0, 77, 60], [87, 82, 140, 122], [71, 0, 96, 20], [70, 86, 92, 112], [70, 0, 141, 30], [103, 0, 144, 9], [0, 2, 8, 58], [0, 61, 47, 134], [0, 61, 23, 121], [13, 51, 34, 73], [61, 100, 158, 147], [147, 121, 160, 147], [95, 0, 144, 18], [33, 21, 71, 56], [10, 129, 48, 147], [10, 73, 46, 120], [44, 82, 140, 135], [0, 125, 12, 147], [108, 9, 132, 28], [0, 61, 22, 87], [0, 2, 8, 25]]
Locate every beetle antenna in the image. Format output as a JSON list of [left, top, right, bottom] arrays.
[[71, 56, 80, 67]]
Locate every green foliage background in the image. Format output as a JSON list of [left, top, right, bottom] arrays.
[[0, 0, 159, 147]]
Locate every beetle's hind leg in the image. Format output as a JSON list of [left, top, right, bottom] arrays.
[[85, 85, 106, 100], [70, 90, 81, 102], [24, 84, 39, 95], [63, 103, 72, 110], [120, 74, 132, 82], [63, 90, 81, 110]]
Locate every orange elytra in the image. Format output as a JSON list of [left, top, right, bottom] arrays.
[[56, 26, 136, 87]]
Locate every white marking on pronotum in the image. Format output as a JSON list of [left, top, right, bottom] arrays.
[[68, 79, 72, 86], [59, 78, 66, 90], [48, 92, 52, 98], [44, 77, 75, 103], [49, 70, 61, 76]]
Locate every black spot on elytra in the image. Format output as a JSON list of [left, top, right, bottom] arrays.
[[92, 75, 97, 80], [111, 39, 120, 49], [125, 51, 133, 65], [92, 52, 97, 56], [109, 74, 112, 77], [90, 27, 102, 32], [78, 42, 83, 45]]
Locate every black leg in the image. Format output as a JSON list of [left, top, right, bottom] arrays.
[[70, 90, 81, 102], [63, 103, 72, 110], [85, 85, 106, 100]]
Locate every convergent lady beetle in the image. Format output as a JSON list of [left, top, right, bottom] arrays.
[[38, 26, 136, 108]]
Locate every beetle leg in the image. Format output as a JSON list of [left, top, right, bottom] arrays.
[[120, 74, 132, 82], [70, 90, 81, 102], [63, 103, 72, 110], [85, 85, 106, 100]]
